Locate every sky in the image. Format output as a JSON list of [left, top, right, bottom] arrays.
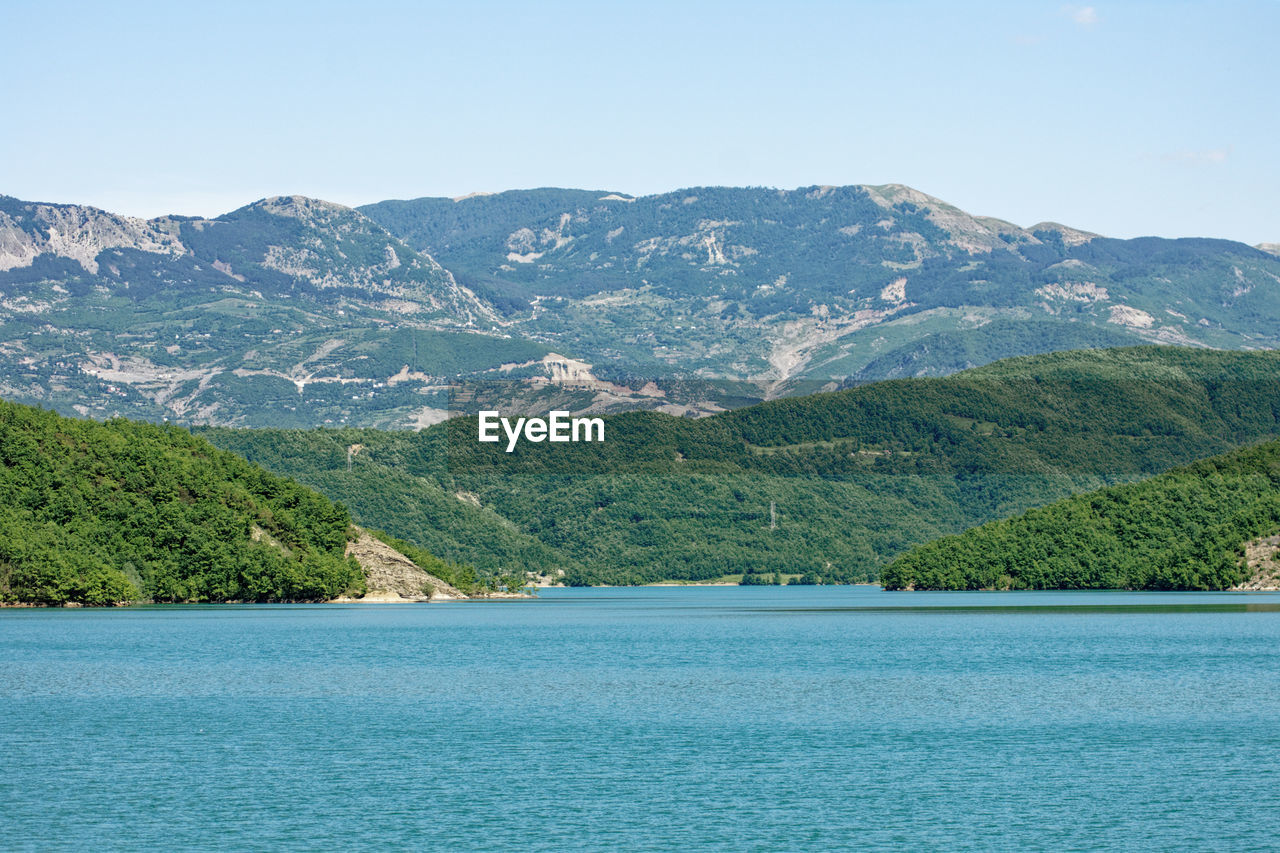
[[3, 0, 1277, 244]]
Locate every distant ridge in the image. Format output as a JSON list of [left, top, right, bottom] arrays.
[[3, 185, 1278, 428]]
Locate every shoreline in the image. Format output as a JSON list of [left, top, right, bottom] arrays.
[[0, 591, 536, 608], [9, 582, 1278, 607]]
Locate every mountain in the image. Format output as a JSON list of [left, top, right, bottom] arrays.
[[202, 347, 1280, 586], [0, 194, 547, 428], [880, 438, 1280, 591], [361, 185, 1280, 389], [0, 194, 488, 318], [4, 186, 1280, 428]]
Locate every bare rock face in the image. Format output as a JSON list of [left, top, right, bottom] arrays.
[[863, 182, 1043, 254], [0, 201, 184, 273], [340, 529, 467, 601], [1234, 534, 1280, 591]]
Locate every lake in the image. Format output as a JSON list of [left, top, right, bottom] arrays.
[[4, 586, 1280, 850]]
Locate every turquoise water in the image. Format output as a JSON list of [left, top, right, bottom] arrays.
[[5, 586, 1280, 850]]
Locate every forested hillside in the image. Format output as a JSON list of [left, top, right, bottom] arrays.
[[0, 400, 363, 605], [881, 439, 1280, 591], [203, 347, 1280, 586]]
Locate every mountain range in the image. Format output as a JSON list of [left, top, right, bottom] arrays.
[[2, 186, 1277, 427]]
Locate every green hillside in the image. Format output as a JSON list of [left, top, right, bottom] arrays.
[[0, 400, 364, 605], [203, 347, 1280, 586], [881, 439, 1280, 591]]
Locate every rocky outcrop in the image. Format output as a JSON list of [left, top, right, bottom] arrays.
[[338, 529, 468, 602], [1233, 534, 1280, 591], [864, 183, 1031, 254], [231, 196, 497, 324], [0, 199, 184, 273]]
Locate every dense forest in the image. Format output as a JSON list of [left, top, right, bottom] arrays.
[[203, 347, 1280, 586], [881, 439, 1280, 591], [0, 400, 364, 605]]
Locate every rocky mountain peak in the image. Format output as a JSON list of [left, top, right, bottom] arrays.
[[0, 196, 185, 274], [1029, 221, 1099, 246], [253, 195, 359, 221], [863, 183, 1039, 254]]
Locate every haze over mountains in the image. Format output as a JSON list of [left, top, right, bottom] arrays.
[[2, 185, 1277, 428]]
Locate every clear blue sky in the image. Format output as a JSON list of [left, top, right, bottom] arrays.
[[4, 0, 1277, 243]]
